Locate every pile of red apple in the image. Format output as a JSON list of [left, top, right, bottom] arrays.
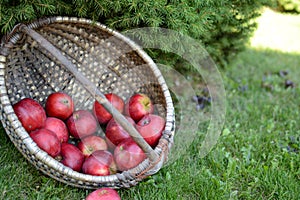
[[13, 92, 165, 176]]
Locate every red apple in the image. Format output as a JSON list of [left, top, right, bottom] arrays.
[[45, 92, 74, 120], [77, 135, 108, 157], [13, 98, 46, 132], [105, 137, 117, 151], [105, 116, 135, 148], [126, 93, 154, 122], [30, 128, 61, 158], [93, 93, 125, 125], [60, 143, 84, 172], [43, 117, 69, 143], [66, 110, 98, 139], [136, 114, 165, 148], [123, 100, 130, 116], [82, 150, 117, 176], [86, 188, 121, 200], [114, 139, 146, 171]]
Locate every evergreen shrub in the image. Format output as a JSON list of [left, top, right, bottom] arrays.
[[0, 0, 271, 67]]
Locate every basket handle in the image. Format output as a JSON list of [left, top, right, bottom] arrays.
[[18, 24, 159, 162]]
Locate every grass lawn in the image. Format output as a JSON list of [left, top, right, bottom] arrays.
[[0, 8, 299, 200]]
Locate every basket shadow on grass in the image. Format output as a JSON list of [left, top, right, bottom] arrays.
[[1, 47, 300, 199]]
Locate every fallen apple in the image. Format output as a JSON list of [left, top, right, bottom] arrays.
[[82, 150, 117, 176], [114, 139, 146, 171], [136, 114, 165, 148], [77, 135, 108, 157], [66, 110, 98, 139], [60, 143, 84, 172], [86, 188, 121, 200], [45, 92, 74, 120], [93, 93, 125, 125], [30, 128, 61, 158], [13, 98, 46, 132]]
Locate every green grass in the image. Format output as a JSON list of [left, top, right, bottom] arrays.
[[1, 8, 300, 200]]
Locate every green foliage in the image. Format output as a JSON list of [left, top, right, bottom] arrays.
[[0, 0, 72, 34], [0, 0, 272, 67], [276, 0, 300, 13]]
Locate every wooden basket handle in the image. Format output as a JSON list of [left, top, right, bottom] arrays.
[[18, 24, 159, 162]]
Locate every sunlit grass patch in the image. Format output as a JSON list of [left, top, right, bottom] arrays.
[[251, 8, 300, 53]]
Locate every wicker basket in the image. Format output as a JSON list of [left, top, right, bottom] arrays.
[[0, 17, 175, 189]]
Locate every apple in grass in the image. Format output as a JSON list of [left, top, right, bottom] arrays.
[[105, 116, 135, 149], [86, 188, 121, 200], [93, 93, 125, 125], [30, 128, 61, 158], [114, 139, 146, 171], [136, 114, 165, 148], [126, 93, 154, 122], [82, 150, 117, 176], [13, 98, 46, 132], [43, 117, 69, 143], [77, 135, 108, 157], [45, 92, 74, 120], [60, 143, 84, 172], [66, 110, 98, 139]]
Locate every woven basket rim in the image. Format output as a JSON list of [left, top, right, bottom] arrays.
[[0, 16, 175, 189]]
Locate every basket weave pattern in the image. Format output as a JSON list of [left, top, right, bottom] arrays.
[[0, 17, 175, 189]]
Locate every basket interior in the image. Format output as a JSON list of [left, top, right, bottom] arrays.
[[5, 21, 166, 116]]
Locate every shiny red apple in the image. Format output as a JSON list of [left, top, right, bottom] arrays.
[[60, 143, 84, 172], [30, 128, 61, 158], [82, 150, 117, 176], [43, 117, 69, 143], [45, 92, 74, 120], [114, 139, 146, 171], [93, 93, 125, 125], [13, 98, 46, 132], [136, 114, 165, 148], [77, 135, 108, 157], [105, 116, 135, 148], [126, 93, 154, 122], [86, 188, 121, 200], [66, 110, 98, 139]]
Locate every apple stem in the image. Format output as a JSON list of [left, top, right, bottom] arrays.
[[142, 120, 150, 126], [55, 155, 62, 162], [19, 24, 159, 162]]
